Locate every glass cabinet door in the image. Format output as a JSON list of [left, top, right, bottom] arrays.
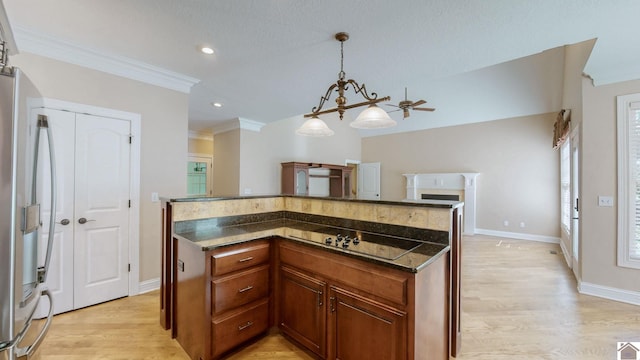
[[295, 169, 307, 195]]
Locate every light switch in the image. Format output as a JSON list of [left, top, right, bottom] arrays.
[[151, 192, 159, 202], [598, 196, 614, 207]]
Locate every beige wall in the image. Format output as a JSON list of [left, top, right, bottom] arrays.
[[362, 113, 560, 238], [188, 136, 213, 155], [11, 52, 189, 283], [581, 78, 640, 293], [213, 129, 241, 196], [216, 113, 362, 196]]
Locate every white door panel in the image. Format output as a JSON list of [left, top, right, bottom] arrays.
[[74, 114, 130, 308], [358, 162, 381, 200]]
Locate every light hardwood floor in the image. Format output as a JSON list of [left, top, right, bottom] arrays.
[[31, 236, 639, 359]]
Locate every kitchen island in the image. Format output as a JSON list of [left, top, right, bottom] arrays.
[[160, 195, 463, 360]]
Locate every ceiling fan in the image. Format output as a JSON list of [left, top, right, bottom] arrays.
[[386, 88, 435, 118]]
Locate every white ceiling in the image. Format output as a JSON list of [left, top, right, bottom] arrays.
[[3, 0, 640, 135]]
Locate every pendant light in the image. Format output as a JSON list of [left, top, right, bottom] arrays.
[[297, 32, 394, 136]]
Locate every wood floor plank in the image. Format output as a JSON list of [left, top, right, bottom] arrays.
[[31, 235, 639, 359]]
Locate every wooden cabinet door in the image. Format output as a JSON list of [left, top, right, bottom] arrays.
[[279, 266, 327, 358], [328, 286, 407, 360]]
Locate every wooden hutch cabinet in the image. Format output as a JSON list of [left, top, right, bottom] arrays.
[[281, 162, 353, 198]]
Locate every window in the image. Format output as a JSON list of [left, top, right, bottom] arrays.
[[617, 94, 640, 268]]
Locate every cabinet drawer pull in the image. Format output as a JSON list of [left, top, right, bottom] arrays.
[[238, 321, 254, 331], [238, 256, 254, 263], [238, 285, 254, 293]]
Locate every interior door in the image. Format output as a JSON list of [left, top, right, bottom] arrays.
[[73, 113, 130, 309], [35, 110, 131, 316], [357, 162, 381, 200]]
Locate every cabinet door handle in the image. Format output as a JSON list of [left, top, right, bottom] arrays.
[[238, 285, 254, 293], [238, 321, 253, 331], [329, 296, 335, 313], [238, 256, 254, 263], [317, 290, 323, 307]]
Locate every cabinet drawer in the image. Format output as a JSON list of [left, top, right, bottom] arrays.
[[211, 241, 270, 276], [212, 299, 269, 357], [212, 265, 269, 315]]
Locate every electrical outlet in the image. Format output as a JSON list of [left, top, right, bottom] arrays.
[[598, 196, 614, 207], [503, 220, 509, 227], [519, 222, 525, 228], [244, 188, 252, 195]]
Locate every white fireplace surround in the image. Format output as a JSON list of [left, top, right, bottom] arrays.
[[403, 173, 479, 235]]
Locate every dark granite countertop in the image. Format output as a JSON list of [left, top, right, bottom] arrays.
[[162, 194, 463, 210], [173, 219, 449, 273]]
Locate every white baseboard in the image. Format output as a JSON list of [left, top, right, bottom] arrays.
[[578, 281, 640, 306], [474, 228, 561, 244], [138, 277, 160, 294]]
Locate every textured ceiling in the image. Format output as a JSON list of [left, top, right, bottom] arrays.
[[3, 0, 640, 134]]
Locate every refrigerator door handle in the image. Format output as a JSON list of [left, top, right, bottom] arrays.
[[15, 289, 54, 360], [36, 115, 57, 284]]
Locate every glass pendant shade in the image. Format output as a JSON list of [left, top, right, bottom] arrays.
[[296, 116, 335, 136], [350, 104, 397, 129]]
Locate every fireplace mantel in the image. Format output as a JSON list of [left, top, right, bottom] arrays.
[[403, 172, 479, 235]]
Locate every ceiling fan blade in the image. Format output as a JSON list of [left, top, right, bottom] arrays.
[[413, 107, 436, 112], [411, 100, 427, 107], [387, 108, 402, 113], [385, 104, 400, 108]]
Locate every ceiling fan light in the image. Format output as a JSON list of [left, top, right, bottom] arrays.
[[296, 116, 335, 137], [350, 104, 397, 129]]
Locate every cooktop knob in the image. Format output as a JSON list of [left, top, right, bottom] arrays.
[[325, 237, 333, 245], [352, 238, 360, 245], [336, 234, 343, 242], [342, 242, 349, 248]]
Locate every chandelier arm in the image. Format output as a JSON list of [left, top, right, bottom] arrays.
[[304, 96, 390, 118], [311, 83, 339, 113], [346, 79, 379, 101]]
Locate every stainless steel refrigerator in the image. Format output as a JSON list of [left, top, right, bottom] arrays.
[[0, 45, 56, 359]]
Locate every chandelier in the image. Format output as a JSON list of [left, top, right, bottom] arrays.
[[296, 32, 396, 137]]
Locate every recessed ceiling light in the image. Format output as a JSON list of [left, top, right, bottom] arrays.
[[211, 102, 223, 108], [200, 46, 214, 55]]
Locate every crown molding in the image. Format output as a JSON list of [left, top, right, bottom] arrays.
[[188, 130, 214, 141], [12, 26, 200, 93], [212, 117, 265, 135]]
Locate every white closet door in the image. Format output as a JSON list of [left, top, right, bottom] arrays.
[[35, 108, 76, 317], [357, 162, 381, 200], [73, 114, 131, 309]]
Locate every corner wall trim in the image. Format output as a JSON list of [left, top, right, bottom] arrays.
[[474, 228, 560, 244], [578, 281, 640, 306], [558, 238, 572, 267], [138, 277, 161, 294]]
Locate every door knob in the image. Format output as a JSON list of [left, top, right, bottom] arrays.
[[78, 217, 95, 224], [56, 219, 70, 226]]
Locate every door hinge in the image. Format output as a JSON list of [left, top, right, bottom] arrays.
[[128, 264, 131, 272], [129, 135, 132, 144], [128, 200, 131, 208]]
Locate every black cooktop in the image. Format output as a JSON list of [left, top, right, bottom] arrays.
[[312, 227, 424, 261]]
